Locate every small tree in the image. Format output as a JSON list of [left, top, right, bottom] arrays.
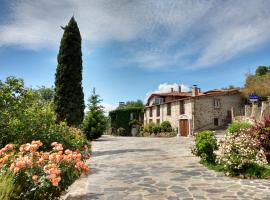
[[83, 89, 107, 140]]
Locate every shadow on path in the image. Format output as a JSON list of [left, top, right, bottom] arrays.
[[93, 148, 160, 157]]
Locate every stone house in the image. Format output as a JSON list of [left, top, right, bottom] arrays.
[[144, 85, 244, 136]]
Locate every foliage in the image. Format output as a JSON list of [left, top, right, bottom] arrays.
[[152, 124, 161, 134], [218, 125, 268, 176], [0, 171, 14, 200], [119, 100, 144, 109], [0, 141, 90, 200], [109, 107, 143, 136], [35, 86, 54, 103], [83, 89, 107, 140], [255, 116, 270, 162], [143, 122, 174, 134], [116, 128, 126, 136], [255, 66, 270, 76], [227, 121, 252, 134], [243, 66, 270, 97], [192, 131, 218, 163], [160, 121, 172, 132], [54, 17, 85, 126], [0, 76, 90, 151], [143, 122, 156, 133]]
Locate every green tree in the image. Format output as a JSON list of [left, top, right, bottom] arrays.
[[83, 89, 107, 140], [35, 86, 54, 102], [255, 66, 270, 76], [118, 100, 144, 109], [54, 17, 84, 126]]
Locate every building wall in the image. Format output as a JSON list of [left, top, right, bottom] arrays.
[[193, 94, 243, 131], [145, 93, 244, 135], [144, 99, 192, 130]]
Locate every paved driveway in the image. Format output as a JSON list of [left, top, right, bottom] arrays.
[[63, 136, 270, 200]]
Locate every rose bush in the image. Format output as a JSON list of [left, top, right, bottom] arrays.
[[0, 141, 90, 200]]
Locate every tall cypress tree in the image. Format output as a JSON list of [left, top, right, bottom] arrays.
[[54, 17, 85, 126]]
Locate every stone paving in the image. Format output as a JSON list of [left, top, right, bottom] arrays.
[[62, 135, 270, 200]]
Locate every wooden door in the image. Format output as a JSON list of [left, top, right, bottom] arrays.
[[180, 119, 189, 136]]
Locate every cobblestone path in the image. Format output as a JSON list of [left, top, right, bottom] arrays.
[[63, 135, 270, 200]]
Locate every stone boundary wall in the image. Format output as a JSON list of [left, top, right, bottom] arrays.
[[233, 101, 270, 122]]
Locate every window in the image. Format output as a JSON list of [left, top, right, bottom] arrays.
[[214, 118, 219, 126], [156, 119, 160, 124], [180, 101, 185, 114], [149, 119, 152, 123], [154, 97, 164, 105], [149, 107, 152, 117], [213, 99, 221, 108], [167, 103, 171, 115], [157, 105, 160, 117]]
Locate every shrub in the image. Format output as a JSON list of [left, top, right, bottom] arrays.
[[0, 77, 90, 152], [0, 141, 90, 200], [160, 121, 172, 132], [152, 124, 161, 134], [192, 131, 218, 163], [227, 121, 252, 134], [218, 127, 268, 176], [116, 128, 126, 136]]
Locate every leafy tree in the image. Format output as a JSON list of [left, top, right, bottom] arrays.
[[35, 86, 54, 102], [118, 100, 144, 109], [255, 66, 270, 76], [83, 89, 107, 140], [0, 77, 90, 150], [54, 17, 84, 126]]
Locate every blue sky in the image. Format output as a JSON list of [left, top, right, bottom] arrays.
[[1, 0, 270, 112]]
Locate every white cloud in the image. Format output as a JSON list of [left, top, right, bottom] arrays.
[[145, 83, 189, 102], [102, 103, 117, 116], [1, 0, 270, 67], [84, 102, 117, 116]]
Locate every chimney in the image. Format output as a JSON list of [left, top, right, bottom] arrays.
[[171, 88, 174, 92], [192, 85, 199, 96], [178, 85, 182, 93]]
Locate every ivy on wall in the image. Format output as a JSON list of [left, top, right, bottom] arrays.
[[109, 107, 143, 135]]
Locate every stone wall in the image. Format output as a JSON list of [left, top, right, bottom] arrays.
[[194, 94, 243, 132], [145, 93, 244, 135], [240, 101, 270, 121], [144, 99, 192, 129]]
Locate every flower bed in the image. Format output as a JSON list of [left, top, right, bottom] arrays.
[[0, 141, 90, 200], [192, 118, 270, 178]]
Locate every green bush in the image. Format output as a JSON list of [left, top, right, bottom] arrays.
[[0, 77, 90, 151], [160, 121, 172, 132], [227, 121, 251, 134], [116, 127, 126, 136], [192, 131, 218, 163], [152, 124, 161, 134]]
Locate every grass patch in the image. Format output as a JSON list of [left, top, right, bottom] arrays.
[[200, 161, 225, 172], [201, 161, 270, 179]]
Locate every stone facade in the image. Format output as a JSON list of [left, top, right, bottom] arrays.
[[145, 88, 244, 136]]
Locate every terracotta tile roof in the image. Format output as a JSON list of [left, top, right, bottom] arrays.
[[146, 89, 240, 106]]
